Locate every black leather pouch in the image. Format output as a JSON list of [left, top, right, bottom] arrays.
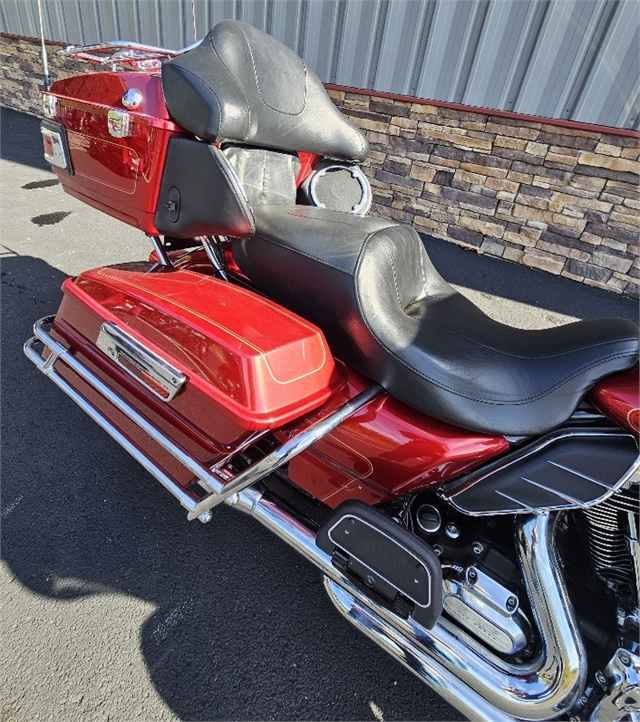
[[154, 137, 255, 238]]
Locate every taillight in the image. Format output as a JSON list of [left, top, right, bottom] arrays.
[[40, 124, 70, 171]]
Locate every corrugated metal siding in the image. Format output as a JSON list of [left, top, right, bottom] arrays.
[[1, 0, 638, 129]]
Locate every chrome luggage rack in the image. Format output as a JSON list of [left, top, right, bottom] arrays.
[[63, 40, 198, 70], [24, 316, 381, 522]]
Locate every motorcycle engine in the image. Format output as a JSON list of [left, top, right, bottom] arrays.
[[403, 496, 536, 660], [402, 482, 640, 668], [575, 483, 639, 611]]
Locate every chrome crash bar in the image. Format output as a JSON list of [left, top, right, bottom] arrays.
[[63, 40, 199, 69], [24, 316, 381, 522]]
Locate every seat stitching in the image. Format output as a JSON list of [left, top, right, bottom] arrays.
[[418, 245, 426, 291], [459, 351, 637, 405], [380, 237, 402, 306], [276, 208, 397, 233], [208, 147, 255, 230], [261, 148, 267, 204], [354, 259, 637, 404], [236, 22, 309, 117], [208, 33, 252, 135]]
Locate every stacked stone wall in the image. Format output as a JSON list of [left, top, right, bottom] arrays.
[[329, 90, 639, 298], [0, 33, 97, 115], [2, 33, 638, 298]]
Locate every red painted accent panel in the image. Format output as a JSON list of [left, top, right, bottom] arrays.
[[58, 264, 339, 430], [590, 366, 640, 435], [296, 152, 318, 185], [46, 72, 186, 233], [278, 365, 510, 508], [325, 84, 640, 139]]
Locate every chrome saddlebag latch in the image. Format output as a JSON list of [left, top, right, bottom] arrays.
[[97, 322, 186, 401]]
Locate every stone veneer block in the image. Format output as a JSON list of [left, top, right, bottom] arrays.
[[1, 33, 639, 297]]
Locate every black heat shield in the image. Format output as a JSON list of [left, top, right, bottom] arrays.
[[441, 427, 638, 516], [316, 500, 443, 629]]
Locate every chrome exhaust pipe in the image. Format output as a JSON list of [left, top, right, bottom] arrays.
[[235, 490, 586, 722]]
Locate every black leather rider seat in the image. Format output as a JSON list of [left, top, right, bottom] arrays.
[[232, 206, 639, 436], [164, 20, 639, 437]]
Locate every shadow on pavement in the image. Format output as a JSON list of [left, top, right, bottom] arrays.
[[1, 250, 460, 721], [1, 107, 53, 172]]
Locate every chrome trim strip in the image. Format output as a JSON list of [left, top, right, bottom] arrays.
[[494, 489, 539, 513], [547, 460, 616, 489], [25, 316, 381, 522], [521, 476, 592, 509]]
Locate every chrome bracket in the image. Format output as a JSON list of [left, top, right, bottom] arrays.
[[149, 235, 172, 268], [107, 109, 131, 138], [199, 235, 229, 281], [590, 648, 640, 721]]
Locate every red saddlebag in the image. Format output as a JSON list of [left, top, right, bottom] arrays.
[[50, 264, 338, 489]]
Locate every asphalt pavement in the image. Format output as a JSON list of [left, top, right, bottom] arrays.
[[1, 106, 637, 722]]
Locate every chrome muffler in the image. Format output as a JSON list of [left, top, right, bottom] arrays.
[[234, 490, 587, 721]]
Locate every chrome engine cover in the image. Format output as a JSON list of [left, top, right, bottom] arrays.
[[590, 648, 640, 722], [443, 566, 531, 656]]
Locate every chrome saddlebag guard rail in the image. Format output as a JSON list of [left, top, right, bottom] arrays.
[[25, 316, 587, 721], [24, 316, 382, 521]]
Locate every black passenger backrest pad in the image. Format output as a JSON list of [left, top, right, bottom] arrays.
[[154, 137, 255, 239], [162, 20, 368, 161]]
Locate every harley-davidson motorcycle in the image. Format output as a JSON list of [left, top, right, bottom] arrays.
[[26, 20, 640, 721]]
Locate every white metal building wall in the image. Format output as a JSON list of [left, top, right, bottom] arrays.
[[1, 0, 638, 129]]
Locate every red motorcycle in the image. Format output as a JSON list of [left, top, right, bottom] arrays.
[[27, 20, 639, 721]]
